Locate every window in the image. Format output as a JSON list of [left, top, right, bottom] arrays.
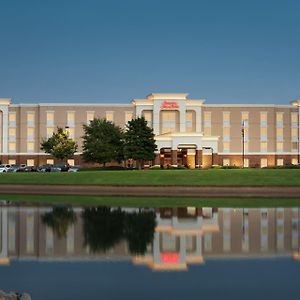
[[8, 142, 16, 153], [27, 142, 34, 153], [261, 158, 268, 168], [9, 128, 16, 141], [260, 127, 267, 141], [223, 127, 230, 141], [26, 211, 34, 254], [46, 111, 54, 127], [292, 158, 298, 165], [292, 142, 298, 152], [67, 159, 75, 166], [106, 111, 114, 122], [27, 112, 35, 127], [142, 111, 153, 128], [66, 127, 75, 139], [8, 213, 16, 252], [9, 112, 16, 127], [86, 111, 94, 124], [160, 111, 179, 134], [276, 112, 283, 128], [277, 159, 284, 166], [8, 159, 16, 165], [291, 112, 298, 126], [243, 158, 249, 168], [45, 226, 54, 255], [276, 142, 283, 152], [276, 128, 283, 141], [260, 142, 267, 153], [46, 159, 54, 165], [47, 127, 54, 139], [186, 110, 196, 133], [223, 142, 230, 152], [241, 112, 249, 126], [66, 224, 75, 254], [67, 111, 75, 127], [204, 112, 211, 135], [125, 111, 133, 125], [26, 159, 35, 167], [291, 127, 298, 142], [223, 112, 230, 127], [223, 158, 230, 166], [27, 127, 34, 141], [260, 112, 268, 127]]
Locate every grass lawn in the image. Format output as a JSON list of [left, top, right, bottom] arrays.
[[2, 194, 300, 207], [0, 169, 299, 186]]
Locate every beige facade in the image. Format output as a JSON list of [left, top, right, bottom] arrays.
[[0, 94, 299, 167]]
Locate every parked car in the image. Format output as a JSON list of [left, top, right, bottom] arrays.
[[38, 164, 52, 173], [68, 165, 80, 172], [8, 164, 26, 172], [0, 164, 12, 173], [23, 166, 38, 172], [51, 164, 70, 172]]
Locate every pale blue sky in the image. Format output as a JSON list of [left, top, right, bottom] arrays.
[[0, 0, 299, 104]]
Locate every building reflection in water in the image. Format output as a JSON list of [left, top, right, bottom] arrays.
[[0, 204, 300, 271]]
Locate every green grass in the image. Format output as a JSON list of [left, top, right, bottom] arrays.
[[0, 169, 299, 186], [2, 194, 300, 208]]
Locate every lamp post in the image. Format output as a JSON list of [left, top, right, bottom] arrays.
[[241, 121, 245, 168]]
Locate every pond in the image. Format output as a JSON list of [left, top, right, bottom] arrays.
[[0, 202, 299, 299]]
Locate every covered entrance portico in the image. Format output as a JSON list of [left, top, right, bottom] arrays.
[[154, 133, 219, 169]]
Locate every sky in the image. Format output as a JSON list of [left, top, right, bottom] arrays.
[[0, 0, 299, 104]]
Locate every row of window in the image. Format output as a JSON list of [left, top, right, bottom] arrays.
[[222, 158, 299, 168], [8, 111, 134, 127]]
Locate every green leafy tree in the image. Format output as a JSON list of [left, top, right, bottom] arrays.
[[82, 207, 125, 252], [82, 118, 124, 166], [124, 210, 156, 255], [124, 117, 157, 169], [42, 206, 77, 239], [41, 127, 78, 162]]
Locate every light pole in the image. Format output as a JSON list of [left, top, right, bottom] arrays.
[[241, 121, 245, 168]]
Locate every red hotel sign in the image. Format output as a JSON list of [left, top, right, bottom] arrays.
[[161, 100, 179, 109]]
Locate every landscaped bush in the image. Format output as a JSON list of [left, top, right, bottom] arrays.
[[263, 165, 300, 169], [149, 166, 161, 170], [220, 165, 241, 169]]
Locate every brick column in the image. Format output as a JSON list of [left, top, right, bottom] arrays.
[[154, 153, 160, 166], [195, 149, 202, 168], [171, 150, 177, 166]]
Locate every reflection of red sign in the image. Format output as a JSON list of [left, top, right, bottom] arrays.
[[161, 252, 180, 263], [161, 101, 179, 109]]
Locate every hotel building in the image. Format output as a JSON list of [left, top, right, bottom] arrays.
[[0, 93, 299, 168]]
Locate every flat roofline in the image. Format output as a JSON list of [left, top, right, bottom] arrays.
[[204, 104, 294, 108]]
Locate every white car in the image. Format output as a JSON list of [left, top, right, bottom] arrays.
[[0, 164, 12, 173]]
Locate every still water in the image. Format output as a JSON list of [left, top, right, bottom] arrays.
[[0, 203, 300, 299]]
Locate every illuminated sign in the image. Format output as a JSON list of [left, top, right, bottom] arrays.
[[161, 101, 179, 109], [161, 252, 180, 263]]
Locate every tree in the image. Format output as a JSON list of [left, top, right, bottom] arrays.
[[41, 127, 78, 162], [82, 118, 124, 166], [82, 207, 125, 252], [124, 210, 156, 255], [42, 206, 77, 239], [124, 117, 157, 169]]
